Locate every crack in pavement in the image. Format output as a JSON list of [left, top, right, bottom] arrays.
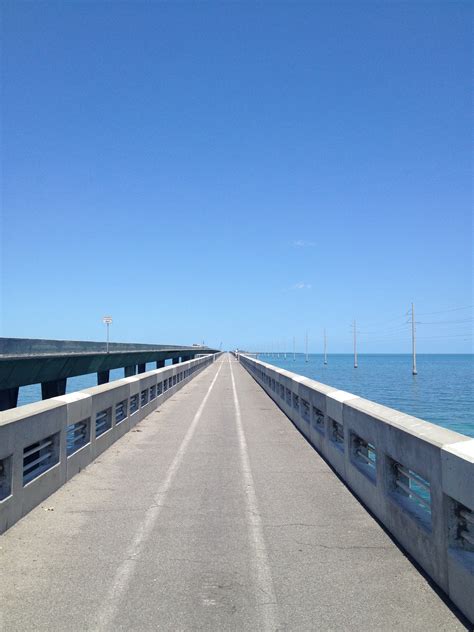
[[294, 539, 392, 551]]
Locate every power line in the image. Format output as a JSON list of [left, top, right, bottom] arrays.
[[417, 333, 473, 339], [417, 305, 472, 316], [358, 324, 411, 335], [358, 314, 407, 329], [418, 318, 474, 325]]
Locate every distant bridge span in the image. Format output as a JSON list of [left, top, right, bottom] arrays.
[[0, 337, 219, 409]]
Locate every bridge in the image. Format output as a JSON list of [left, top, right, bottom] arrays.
[[0, 337, 219, 410], [0, 352, 472, 629]]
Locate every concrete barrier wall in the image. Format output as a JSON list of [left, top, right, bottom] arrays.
[[239, 354, 474, 624], [0, 337, 208, 355], [0, 353, 221, 534]]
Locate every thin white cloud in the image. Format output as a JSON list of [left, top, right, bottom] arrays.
[[292, 239, 315, 247], [292, 282, 312, 290]]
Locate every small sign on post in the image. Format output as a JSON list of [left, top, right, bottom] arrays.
[[102, 316, 113, 353]]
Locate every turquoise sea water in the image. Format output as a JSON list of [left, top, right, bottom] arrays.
[[259, 354, 474, 438]]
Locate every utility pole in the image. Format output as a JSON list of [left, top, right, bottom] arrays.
[[293, 336, 296, 361], [353, 320, 358, 368], [305, 330, 309, 363], [324, 328, 328, 365], [411, 302, 418, 375]]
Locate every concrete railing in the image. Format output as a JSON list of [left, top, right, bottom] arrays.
[[0, 353, 221, 534], [239, 354, 474, 624]]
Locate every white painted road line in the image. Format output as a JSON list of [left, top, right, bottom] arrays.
[[229, 357, 280, 632], [94, 362, 223, 631]]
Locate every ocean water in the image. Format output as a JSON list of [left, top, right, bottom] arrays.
[[259, 354, 474, 438]]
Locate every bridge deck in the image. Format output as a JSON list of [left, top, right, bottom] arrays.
[[0, 355, 466, 631]]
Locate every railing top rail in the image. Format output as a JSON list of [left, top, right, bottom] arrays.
[[0, 397, 66, 427]]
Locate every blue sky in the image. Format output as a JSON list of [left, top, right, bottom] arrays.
[[1, 1, 472, 353]]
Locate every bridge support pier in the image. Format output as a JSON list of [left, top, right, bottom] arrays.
[[156, 359, 165, 369], [172, 357, 180, 365], [137, 363, 146, 373], [41, 379, 66, 400], [181, 355, 191, 362], [124, 365, 136, 377], [97, 370, 109, 385], [0, 387, 19, 411]]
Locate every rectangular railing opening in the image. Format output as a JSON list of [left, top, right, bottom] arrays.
[[140, 389, 149, 407], [292, 393, 299, 412], [23, 434, 59, 485], [301, 399, 310, 424], [351, 432, 376, 481], [95, 408, 112, 438], [157, 381, 163, 396], [115, 400, 128, 424], [150, 385, 156, 401], [389, 458, 432, 528], [329, 418, 344, 450], [0, 456, 12, 501], [451, 500, 474, 551], [312, 406, 325, 433], [67, 418, 90, 455], [130, 393, 139, 414]]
